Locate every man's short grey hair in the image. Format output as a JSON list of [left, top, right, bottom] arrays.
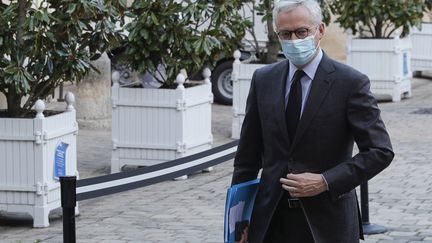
[[273, 0, 323, 29]]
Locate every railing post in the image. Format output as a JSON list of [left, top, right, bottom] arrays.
[[60, 176, 77, 243], [361, 182, 387, 234]]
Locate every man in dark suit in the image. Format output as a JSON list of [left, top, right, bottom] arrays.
[[231, 0, 394, 242]]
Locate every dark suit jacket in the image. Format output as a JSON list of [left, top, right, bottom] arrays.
[[231, 53, 394, 243]]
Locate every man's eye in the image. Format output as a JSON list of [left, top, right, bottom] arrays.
[[296, 29, 308, 36], [281, 31, 291, 37]]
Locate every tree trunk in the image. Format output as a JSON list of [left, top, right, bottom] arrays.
[[5, 88, 22, 118], [261, 0, 279, 64], [4, 0, 27, 117], [264, 19, 280, 64], [375, 17, 383, 38], [17, 0, 25, 45]]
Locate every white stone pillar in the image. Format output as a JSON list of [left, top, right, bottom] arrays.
[[75, 53, 111, 129], [0, 93, 6, 109]]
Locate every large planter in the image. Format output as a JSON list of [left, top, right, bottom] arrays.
[[347, 33, 412, 102], [0, 93, 78, 227], [411, 22, 432, 73], [111, 70, 214, 175], [231, 50, 266, 139]]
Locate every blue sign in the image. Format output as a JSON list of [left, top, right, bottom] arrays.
[[54, 142, 69, 180], [403, 52, 409, 76]]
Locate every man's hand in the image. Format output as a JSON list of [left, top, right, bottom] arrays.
[[280, 172, 327, 198]]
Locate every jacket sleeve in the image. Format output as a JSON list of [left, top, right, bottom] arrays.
[[231, 71, 263, 186], [322, 75, 394, 200]]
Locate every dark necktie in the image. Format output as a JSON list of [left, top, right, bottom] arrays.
[[286, 70, 305, 140]]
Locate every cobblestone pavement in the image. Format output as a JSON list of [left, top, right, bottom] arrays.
[[0, 76, 432, 243]]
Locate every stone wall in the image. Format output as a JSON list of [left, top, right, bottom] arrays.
[[75, 53, 112, 129], [0, 93, 5, 109], [321, 21, 347, 62]]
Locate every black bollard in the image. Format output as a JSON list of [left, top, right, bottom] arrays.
[[60, 176, 77, 243], [360, 182, 387, 235]]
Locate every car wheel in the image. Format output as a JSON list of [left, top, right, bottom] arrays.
[[211, 61, 233, 105]]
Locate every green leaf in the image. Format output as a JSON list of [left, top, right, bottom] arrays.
[[140, 29, 149, 39], [34, 11, 43, 21], [150, 13, 159, 25], [29, 16, 35, 30], [56, 50, 69, 57], [203, 39, 210, 55], [42, 10, 50, 23], [67, 4, 77, 14], [23, 69, 36, 82]]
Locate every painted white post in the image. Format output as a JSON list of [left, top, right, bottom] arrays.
[[203, 67, 211, 84], [111, 71, 120, 173], [232, 51, 241, 123], [202, 67, 214, 173], [64, 92, 80, 216], [35, 100, 45, 118], [231, 50, 242, 140], [174, 73, 189, 180], [33, 99, 49, 227], [65, 92, 75, 112]]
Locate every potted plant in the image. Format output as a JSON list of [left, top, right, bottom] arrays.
[[329, 0, 427, 102], [0, 0, 125, 227], [411, 0, 432, 76], [110, 0, 249, 175], [231, 0, 330, 138]]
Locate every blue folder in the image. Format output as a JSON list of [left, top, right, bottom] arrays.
[[224, 178, 260, 243]]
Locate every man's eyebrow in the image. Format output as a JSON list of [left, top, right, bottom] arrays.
[[278, 26, 310, 31]]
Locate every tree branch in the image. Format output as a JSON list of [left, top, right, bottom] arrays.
[[17, 0, 26, 46], [386, 28, 399, 38], [22, 79, 58, 111], [247, 2, 261, 57], [366, 19, 375, 37], [383, 21, 394, 38]]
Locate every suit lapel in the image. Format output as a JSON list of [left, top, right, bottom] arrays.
[[273, 60, 291, 142], [290, 53, 336, 151]]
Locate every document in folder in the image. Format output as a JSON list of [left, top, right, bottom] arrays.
[[224, 179, 260, 243]]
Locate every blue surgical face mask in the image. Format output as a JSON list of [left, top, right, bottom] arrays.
[[280, 34, 319, 66]]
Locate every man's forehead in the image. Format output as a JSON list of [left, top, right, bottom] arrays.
[[276, 6, 314, 28]]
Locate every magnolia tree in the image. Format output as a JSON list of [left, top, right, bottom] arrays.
[[0, 0, 126, 117], [329, 0, 427, 38], [121, 0, 251, 87]]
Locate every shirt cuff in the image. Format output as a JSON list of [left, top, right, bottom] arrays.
[[321, 174, 329, 191]]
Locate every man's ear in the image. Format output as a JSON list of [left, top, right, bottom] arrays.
[[318, 22, 325, 40]]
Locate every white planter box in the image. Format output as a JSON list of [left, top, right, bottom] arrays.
[[0, 93, 78, 227], [231, 51, 266, 139], [111, 71, 213, 174], [411, 22, 432, 72], [347, 35, 412, 102]]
